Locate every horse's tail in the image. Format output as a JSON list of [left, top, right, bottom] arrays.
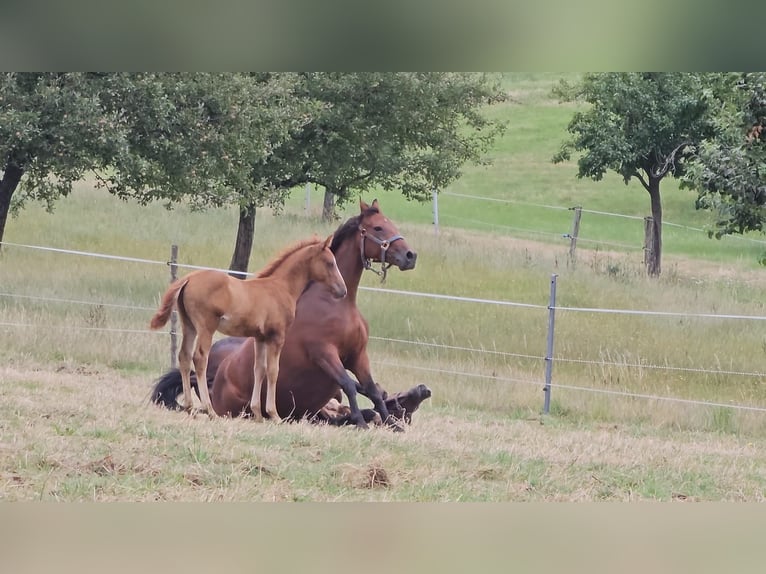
[[149, 278, 188, 330], [150, 368, 202, 410]]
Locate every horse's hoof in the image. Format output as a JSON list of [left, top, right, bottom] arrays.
[[387, 418, 406, 432], [190, 406, 213, 419]]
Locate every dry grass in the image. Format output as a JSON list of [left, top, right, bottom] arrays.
[[2, 362, 765, 501]]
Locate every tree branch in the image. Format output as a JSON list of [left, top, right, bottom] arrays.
[[633, 170, 650, 192], [651, 142, 689, 178], [308, 167, 376, 192]]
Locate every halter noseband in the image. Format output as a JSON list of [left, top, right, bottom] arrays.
[[359, 225, 404, 283]]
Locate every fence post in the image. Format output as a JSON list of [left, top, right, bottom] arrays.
[[643, 216, 654, 274], [432, 190, 439, 235], [567, 206, 582, 268], [305, 183, 311, 215], [543, 273, 558, 414], [169, 244, 178, 370]]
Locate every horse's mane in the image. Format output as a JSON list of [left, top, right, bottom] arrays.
[[330, 205, 379, 253], [255, 236, 323, 279]]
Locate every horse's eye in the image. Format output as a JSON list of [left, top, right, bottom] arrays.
[[374, 226, 383, 232]]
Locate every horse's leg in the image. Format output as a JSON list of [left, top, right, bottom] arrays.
[[192, 329, 216, 416], [349, 351, 401, 431], [313, 351, 369, 429], [249, 339, 266, 422], [263, 342, 283, 423], [177, 319, 197, 412]]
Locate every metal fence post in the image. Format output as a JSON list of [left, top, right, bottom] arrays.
[[169, 244, 178, 370], [543, 273, 558, 414]]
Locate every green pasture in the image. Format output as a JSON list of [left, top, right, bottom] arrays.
[[1, 73, 766, 501], [286, 72, 766, 265]]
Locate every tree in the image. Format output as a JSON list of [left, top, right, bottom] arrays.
[[95, 73, 310, 276], [274, 73, 507, 220], [99, 73, 308, 204], [0, 73, 308, 267], [226, 72, 506, 274], [0, 73, 504, 275], [683, 73, 766, 243], [553, 73, 716, 276], [0, 73, 124, 248]]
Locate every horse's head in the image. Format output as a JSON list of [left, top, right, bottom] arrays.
[[385, 384, 432, 424], [310, 235, 347, 299], [358, 198, 417, 272]]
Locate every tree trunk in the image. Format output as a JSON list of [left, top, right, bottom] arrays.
[[229, 202, 256, 278], [646, 175, 663, 277], [0, 164, 24, 252], [322, 188, 336, 222]]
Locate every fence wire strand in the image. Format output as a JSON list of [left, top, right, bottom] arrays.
[[4, 238, 766, 415], [0, 291, 156, 311]]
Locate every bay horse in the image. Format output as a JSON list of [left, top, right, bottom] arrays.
[[149, 235, 347, 421], [151, 198, 417, 429]]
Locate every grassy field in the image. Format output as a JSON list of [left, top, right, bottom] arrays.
[[2, 363, 765, 501], [1, 73, 766, 501]]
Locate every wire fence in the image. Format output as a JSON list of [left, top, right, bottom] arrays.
[[2, 239, 765, 418], [436, 191, 766, 254]]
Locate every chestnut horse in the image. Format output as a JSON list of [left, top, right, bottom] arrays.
[[149, 235, 347, 420], [151, 198, 417, 428]]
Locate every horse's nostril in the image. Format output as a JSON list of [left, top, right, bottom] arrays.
[[407, 251, 415, 260]]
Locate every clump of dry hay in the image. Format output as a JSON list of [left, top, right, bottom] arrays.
[[336, 462, 391, 489]]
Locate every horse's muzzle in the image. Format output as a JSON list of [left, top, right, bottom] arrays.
[[393, 250, 417, 271], [333, 284, 348, 299]]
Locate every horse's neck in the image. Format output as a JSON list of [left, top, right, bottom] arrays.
[[264, 249, 317, 301], [334, 237, 364, 302]]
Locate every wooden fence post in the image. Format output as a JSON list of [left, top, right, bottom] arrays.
[[643, 216, 654, 275], [567, 206, 582, 268], [169, 244, 178, 370], [432, 190, 439, 236]]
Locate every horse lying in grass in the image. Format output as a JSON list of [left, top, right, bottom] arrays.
[[151, 199, 417, 429], [149, 235, 347, 421], [153, 363, 432, 427]]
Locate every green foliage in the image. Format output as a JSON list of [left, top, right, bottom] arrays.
[[0, 73, 122, 214], [552, 73, 715, 187], [552, 73, 719, 275], [0, 73, 310, 245], [684, 73, 766, 240], [0, 72, 506, 267], [95, 73, 308, 210], [269, 72, 507, 206]]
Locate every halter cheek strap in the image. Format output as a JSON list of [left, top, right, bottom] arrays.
[[359, 226, 404, 283]]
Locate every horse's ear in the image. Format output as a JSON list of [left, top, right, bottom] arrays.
[[359, 199, 369, 212], [371, 198, 379, 209], [323, 234, 333, 249]]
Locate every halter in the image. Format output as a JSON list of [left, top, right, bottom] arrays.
[[359, 225, 404, 283]]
